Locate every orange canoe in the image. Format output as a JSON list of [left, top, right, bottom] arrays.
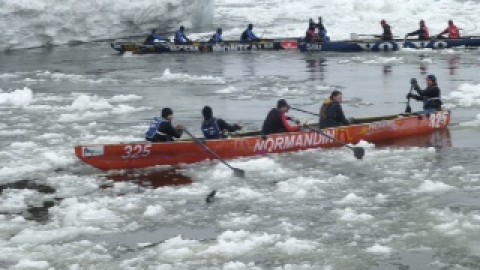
[[75, 111, 451, 171]]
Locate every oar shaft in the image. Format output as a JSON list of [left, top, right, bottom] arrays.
[[290, 107, 319, 116], [184, 129, 233, 169]]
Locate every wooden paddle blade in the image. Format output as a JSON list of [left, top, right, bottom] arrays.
[[206, 189, 217, 203], [353, 147, 365, 160], [233, 168, 245, 177]]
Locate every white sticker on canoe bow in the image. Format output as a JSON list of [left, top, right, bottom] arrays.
[[83, 146, 104, 157]]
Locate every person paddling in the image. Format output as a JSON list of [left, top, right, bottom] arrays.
[[319, 90, 350, 129], [201, 106, 242, 139], [145, 108, 185, 142], [305, 25, 319, 43], [316, 16, 330, 42], [407, 75, 442, 112], [240, 24, 260, 43], [261, 99, 301, 135], [144, 29, 169, 45], [405, 20, 430, 40], [174, 25, 192, 45], [380, 19, 393, 40], [209, 28, 224, 43], [436, 20, 460, 39]]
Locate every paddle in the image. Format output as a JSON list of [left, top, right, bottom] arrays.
[[183, 129, 245, 177], [306, 126, 365, 160], [290, 107, 319, 116], [405, 84, 414, 114]]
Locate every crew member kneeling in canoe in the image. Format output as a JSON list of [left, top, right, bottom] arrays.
[[319, 90, 350, 129], [261, 99, 301, 135], [380, 19, 393, 41], [436, 20, 460, 39], [407, 75, 442, 113], [174, 26, 192, 45], [240, 24, 260, 43], [144, 29, 169, 45], [209, 28, 224, 43], [201, 106, 242, 139], [145, 108, 185, 142], [405, 20, 429, 40]]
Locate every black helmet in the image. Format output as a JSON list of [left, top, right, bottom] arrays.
[[202, 106, 213, 119], [426, 74, 437, 82], [180, 25, 185, 31], [277, 99, 290, 109], [217, 28, 222, 34], [248, 23, 253, 30], [162, 107, 173, 118]]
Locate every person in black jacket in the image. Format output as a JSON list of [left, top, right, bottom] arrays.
[[201, 106, 242, 139], [405, 20, 430, 40], [145, 108, 185, 142], [261, 99, 301, 135], [407, 74, 442, 112], [319, 90, 349, 129], [380, 19, 393, 40]]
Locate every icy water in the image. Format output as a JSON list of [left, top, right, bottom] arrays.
[[1, 43, 480, 269]]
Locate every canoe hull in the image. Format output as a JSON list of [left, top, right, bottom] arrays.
[[111, 39, 299, 54], [299, 37, 480, 52], [75, 111, 451, 171]]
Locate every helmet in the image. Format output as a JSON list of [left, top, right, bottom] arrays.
[[420, 20, 425, 26], [180, 25, 185, 31], [426, 74, 437, 82], [202, 106, 213, 119], [162, 107, 173, 118], [380, 19, 386, 24]]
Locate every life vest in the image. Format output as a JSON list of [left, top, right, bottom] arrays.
[[145, 117, 167, 139], [202, 117, 223, 139], [448, 25, 460, 39], [306, 29, 318, 42]]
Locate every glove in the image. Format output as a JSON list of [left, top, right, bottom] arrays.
[[410, 78, 417, 85], [233, 124, 242, 130], [294, 119, 301, 125], [406, 93, 414, 99]]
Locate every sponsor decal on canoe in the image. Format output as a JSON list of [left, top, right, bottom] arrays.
[[83, 146, 104, 157], [253, 130, 335, 153]]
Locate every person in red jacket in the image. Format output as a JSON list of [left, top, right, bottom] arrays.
[[261, 99, 301, 135], [436, 20, 460, 39]]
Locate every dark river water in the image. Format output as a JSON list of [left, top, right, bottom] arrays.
[[1, 43, 480, 269]]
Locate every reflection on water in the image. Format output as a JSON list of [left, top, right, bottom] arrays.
[[448, 55, 460, 75], [107, 168, 193, 189], [375, 129, 452, 148], [305, 56, 326, 81], [0, 180, 58, 223]]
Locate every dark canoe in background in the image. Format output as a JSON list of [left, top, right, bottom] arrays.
[[299, 36, 480, 52], [111, 39, 299, 54]]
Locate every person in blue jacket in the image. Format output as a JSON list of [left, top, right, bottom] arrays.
[[240, 24, 260, 42], [144, 29, 169, 45], [145, 108, 185, 142], [174, 26, 192, 45], [209, 28, 224, 43], [316, 17, 330, 42], [201, 106, 242, 139]]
